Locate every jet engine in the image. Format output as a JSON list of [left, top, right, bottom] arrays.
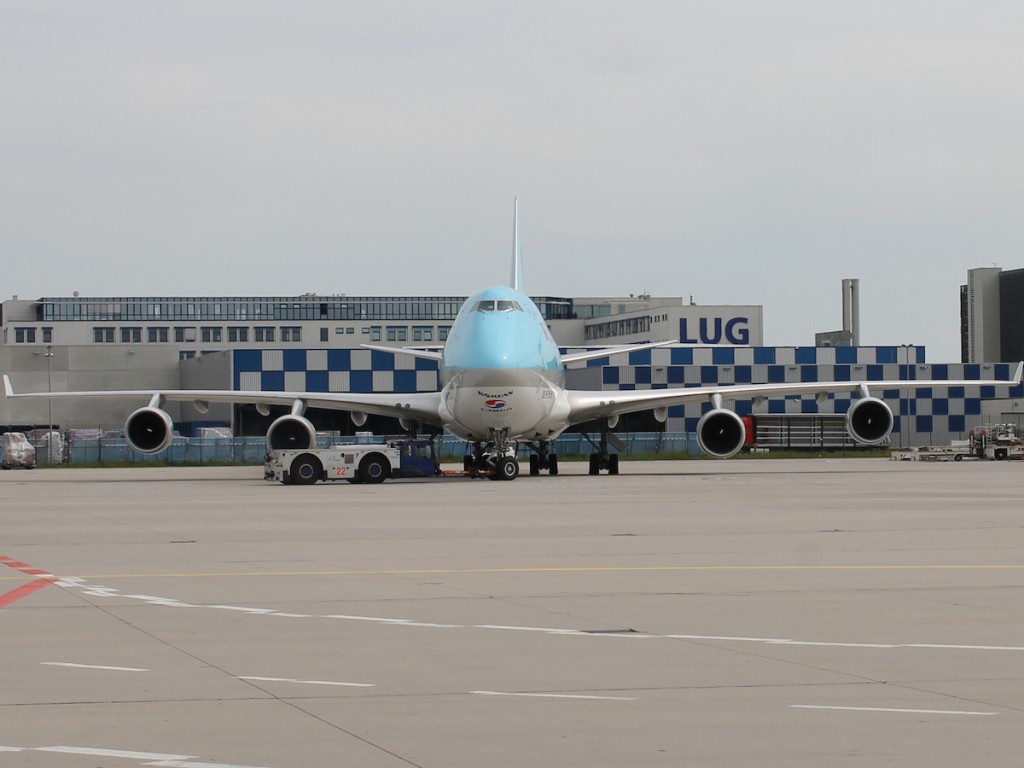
[[696, 408, 746, 458], [266, 414, 318, 451], [125, 407, 175, 454], [846, 396, 893, 444]]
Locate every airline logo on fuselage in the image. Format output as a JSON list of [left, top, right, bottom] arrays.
[[478, 390, 513, 413]]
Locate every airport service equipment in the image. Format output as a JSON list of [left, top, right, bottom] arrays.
[[265, 439, 441, 485], [1, 432, 37, 469]]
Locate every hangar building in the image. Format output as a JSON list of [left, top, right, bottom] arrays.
[[2, 291, 1021, 450]]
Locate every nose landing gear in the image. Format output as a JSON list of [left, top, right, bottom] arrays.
[[464, 429, 521, 481]]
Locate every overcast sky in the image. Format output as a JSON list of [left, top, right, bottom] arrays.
[[3, 1, 1022, 361]]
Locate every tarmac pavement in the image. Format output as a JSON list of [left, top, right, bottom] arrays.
[[2, 458, 1023, 767]]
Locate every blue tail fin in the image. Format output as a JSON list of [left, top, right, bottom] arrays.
[[510, 198, 523, 291]]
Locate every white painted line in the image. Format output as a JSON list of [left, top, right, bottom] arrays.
[[239, 676, 374, 688], [472, 690, 637, 701], [664, 634, 1024, 652], [146, 761, 274, 768], [42, 662, 150, 672], [474, 624, 586, 635], [791, 705, 998, 716], [324, 613, 417, 622], [324, 613, 463, 628], [0, 746, 25, 752], [208, 605, 277, 615], [50, 578, 1024, 654], [34, 746, 198, 760]]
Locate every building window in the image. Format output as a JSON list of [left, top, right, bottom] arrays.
[[175, 327, 197, 343], [201, 327, 223, 343], [320, 327, 328, 342], [93, 327, 115, 343], [147, 327, 168, 342], [370, 326, 381, 342], [121, 327, 142, 343], [228, 327, 249, 343], [179, 351, 196, 360], [42, 327, 53, 343], [14, 328, 36, 343], [254, 326, 275, 342], [281, 326, 302, 342], [413, 326, 433, 342], [438, 326, 450, 341]]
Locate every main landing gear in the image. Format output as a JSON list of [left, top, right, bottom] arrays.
[[584, 418, 623, 475], [526, 440, 559, 476]]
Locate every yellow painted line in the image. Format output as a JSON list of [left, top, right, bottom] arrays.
[[5, 563, 1024, 580]]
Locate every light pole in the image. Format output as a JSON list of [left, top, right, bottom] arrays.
[[44, 345, 54, 464]]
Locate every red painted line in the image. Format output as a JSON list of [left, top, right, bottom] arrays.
[[0, 579, 54, 608], [0, 555, 59, 608]]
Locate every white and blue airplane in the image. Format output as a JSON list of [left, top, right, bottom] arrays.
[[5, 202, 1023, 480]]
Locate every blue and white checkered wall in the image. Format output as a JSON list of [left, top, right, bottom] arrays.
[[233, 349, 441, 395], [233, 347, 1024, 445]]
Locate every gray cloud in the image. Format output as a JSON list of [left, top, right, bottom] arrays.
[[3, 1, 1022, 359]]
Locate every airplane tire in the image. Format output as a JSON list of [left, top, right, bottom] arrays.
[[497, 457, 519, 481], [549, 454, 558, 476], [290, 454, 322, 486], [529, 455, 540, 475], [608, 454, 619, 475], [359, 454, 389, 484], [589, 454, 600, 475]]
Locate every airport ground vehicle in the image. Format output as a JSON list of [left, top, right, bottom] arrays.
[[890, 425, 1024, 462], [971, 424, 1024, 460], [1, 432, 37, 469], [265, 439, 441, 485]]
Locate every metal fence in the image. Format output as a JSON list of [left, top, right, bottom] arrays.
[[29, 431, 701, 466]]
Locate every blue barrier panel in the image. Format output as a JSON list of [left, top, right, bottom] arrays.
[[64, 433, 701, 464]]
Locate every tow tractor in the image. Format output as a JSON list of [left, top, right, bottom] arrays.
[[267, 438, 533, 484], [265, 439, 444, 485]]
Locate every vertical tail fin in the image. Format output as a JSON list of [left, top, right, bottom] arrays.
[[510, 197, 523, 291]]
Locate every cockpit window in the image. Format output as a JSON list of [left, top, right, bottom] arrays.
[[475, 299, 522, 312]]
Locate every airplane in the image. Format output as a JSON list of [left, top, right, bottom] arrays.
[[4, 201, 1023, 480]]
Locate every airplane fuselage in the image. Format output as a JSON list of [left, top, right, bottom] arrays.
[[438, 286, 570, 442]]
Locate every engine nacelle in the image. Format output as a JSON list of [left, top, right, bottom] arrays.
[[125, 407, 175, 454], [846, 396, 893, 444], [696, 408, 746, 458], [266, 414, 318, 451]]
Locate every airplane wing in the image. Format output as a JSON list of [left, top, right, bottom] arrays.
[[565, 362, 1024, 424], [560, 340, 676, 365], [360, 344, 444, 361], [2, 375, 444, 426]]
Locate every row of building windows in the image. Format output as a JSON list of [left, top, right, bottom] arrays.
[[14, 327, 53, 343], [585, 315, 653, 341], [41, 297, 468, 322], [92, 326, 307, 344], [13, 326, 453, 346], [38, 296, 577, 322], [12, 323, 455, 346]]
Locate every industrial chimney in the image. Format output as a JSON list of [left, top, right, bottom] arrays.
[[842, 278, 860, 346]]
